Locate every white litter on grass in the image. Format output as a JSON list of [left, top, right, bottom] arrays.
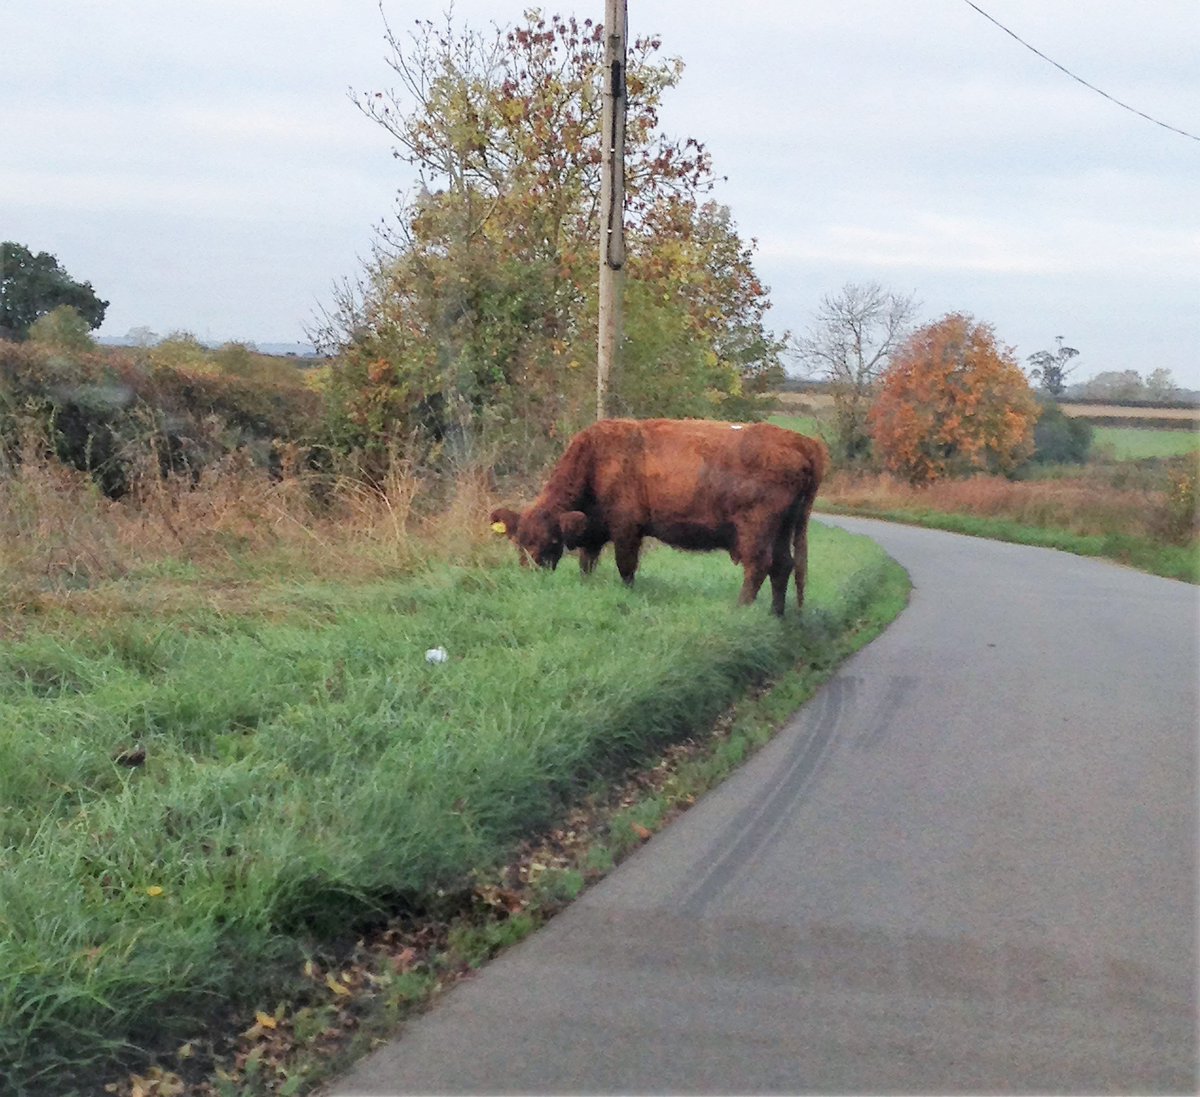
[[424, 646, 449, 665]]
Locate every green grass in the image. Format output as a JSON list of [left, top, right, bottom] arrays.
[[768, 412, 822, 437], [1091, 425, 1200, 460], [0, 524, 904, 1094]]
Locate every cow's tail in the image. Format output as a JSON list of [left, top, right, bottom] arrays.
[[790, 436, 828, 609]]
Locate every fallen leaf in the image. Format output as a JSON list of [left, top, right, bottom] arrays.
[[631, 823, 653, 840], [254, 1010, 277, 1029], [392, 946, 419, 973], [157, 1074, 185, 1097], [325, 973, 351, 997]]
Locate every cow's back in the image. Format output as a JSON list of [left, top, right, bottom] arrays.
[[584, 419, 822, 531], [639, 418, 823, 488]]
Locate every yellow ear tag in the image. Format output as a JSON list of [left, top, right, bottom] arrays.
[[491, 521, 508, 535]]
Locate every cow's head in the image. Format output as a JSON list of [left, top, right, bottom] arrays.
[[490, 506, 588, 570]]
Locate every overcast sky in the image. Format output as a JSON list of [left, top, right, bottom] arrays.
[[3, 1, 1197, 387]]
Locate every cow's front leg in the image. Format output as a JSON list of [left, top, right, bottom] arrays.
[[613, 534, 642, 585], [737, 557, 770, 608], [578, 547, 600, 575]]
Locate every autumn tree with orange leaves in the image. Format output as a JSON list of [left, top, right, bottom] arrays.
[[869, 313, 1040, 485]]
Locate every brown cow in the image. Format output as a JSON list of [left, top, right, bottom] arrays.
[[490, 418, 828, 615]]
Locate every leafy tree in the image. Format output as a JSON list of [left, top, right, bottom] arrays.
[[792, 281, 916, 462], [628, 197, 784, 417], [1076, 367, 1180, 403], [27, 305, 96, 353], [1026, 335, 1079, 396], [1, 242, 108, 340], [869, 313, 1040, 484], [1077, 369, 1147, 402], [125, 326, 159, 347], [1145, 368, 1179, 401], [319, 10, 782, 469]]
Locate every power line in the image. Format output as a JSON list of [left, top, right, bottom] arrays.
[[961, 0, 1200, 142]]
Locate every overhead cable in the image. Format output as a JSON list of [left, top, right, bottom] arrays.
[[961, 0, 1200, 142]]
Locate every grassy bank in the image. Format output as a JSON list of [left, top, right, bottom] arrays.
[[1, 522, 904, 1094], [819, 501, 1198, 582], [816, 469, 1198, 583]]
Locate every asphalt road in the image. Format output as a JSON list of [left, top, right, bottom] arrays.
[[331, 517, 1199, 1095]]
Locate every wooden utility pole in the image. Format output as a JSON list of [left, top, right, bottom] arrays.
[[596, 0, 627, 421]]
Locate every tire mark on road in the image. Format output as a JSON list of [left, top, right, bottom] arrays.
[[852, 674, 919, 751], [676, 675, 854, 916]]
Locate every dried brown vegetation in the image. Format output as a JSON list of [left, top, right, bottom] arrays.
[[0, 429, 506, 621], [821, 469, 1165, 541]]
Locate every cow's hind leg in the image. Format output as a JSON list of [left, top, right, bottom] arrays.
[[768, 524, 794, 617]]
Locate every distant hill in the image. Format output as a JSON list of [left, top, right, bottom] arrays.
[[254, 342, 324, 359], [96, 336, 324, 359]]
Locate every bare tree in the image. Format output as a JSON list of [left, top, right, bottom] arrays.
[[792, 282, 917, 462]]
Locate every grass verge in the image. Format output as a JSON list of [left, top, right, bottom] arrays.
[[1, 524, 907, 1095], [170, 546, 910, 1097]]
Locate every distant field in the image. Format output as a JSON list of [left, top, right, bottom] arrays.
[[1092, 425, 1200, 460], [1059, 402, 1199, 423], [768, 413, 821, 438], [775, 392, 835, 411]]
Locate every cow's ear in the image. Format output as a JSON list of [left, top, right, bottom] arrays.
[[490, 507, 521, 539], [558, 510, 587, 548]]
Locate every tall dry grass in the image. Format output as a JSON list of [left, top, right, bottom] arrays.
[[820, 468, 1194, 544], [0, 433, 507, 618]]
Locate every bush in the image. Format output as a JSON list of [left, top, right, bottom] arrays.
[[1157, 459, 1199, 545], [0, 341, 323, 497], [1029, 400, 1093, 465]]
